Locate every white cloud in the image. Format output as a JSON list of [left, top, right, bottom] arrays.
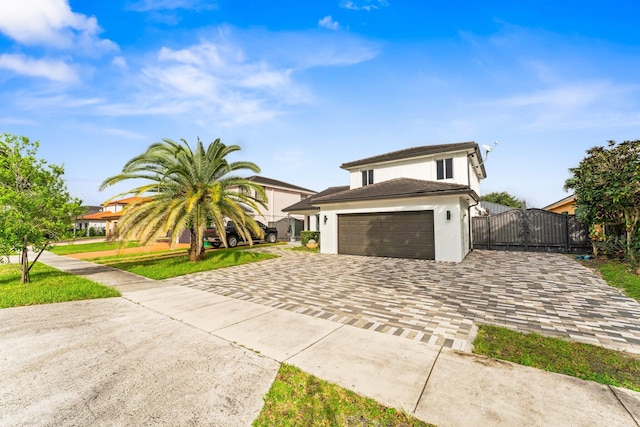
[[0, 0, 117, 53], [0, 117, 38, 126], [126, 0, 216, 11], [318, 16, 340, 31], [112, 56, 128, 69], [483, 80, 640, 130], [0, 54, 79, 83], [103, 128, 145, 139], [341, 0, 389, 11]]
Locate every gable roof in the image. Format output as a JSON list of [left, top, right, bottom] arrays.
[[78, 210, 120, 221], [282, 185, 350, 213], [341, 141, 479, 168], [246, 176, 315, 194], [312, 178, 478, 205], [543, 194, 576, 211], [104, 196, 151, 206]]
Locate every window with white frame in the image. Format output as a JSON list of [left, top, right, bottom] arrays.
[[361, 169, 374, 186], [436, 158, 453, 180]]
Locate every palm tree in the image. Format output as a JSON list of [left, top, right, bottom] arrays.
[[100, 138, 267, 261]]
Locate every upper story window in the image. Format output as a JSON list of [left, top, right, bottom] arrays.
[[361, 169, 374, 186], [436, 158, 453, 180]]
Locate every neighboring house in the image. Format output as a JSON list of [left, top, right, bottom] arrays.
[[543, 194, 576, 214], [243, 176, 316, 240], [78, 196, 150, 238], [75, 206, 106, 236], [285, 142, 486, 262], [244, 176, 316, 224]]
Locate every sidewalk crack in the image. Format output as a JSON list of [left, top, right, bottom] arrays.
[[282, 323, 345, 362], [413, 344, 443, 414], [609, 385, 640, 426]]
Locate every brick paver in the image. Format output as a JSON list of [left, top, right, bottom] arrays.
[[168, 248, 640, 353]]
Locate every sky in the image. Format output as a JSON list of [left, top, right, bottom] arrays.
[[1, 0, 639, 208]]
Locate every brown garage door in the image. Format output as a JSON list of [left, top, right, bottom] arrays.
[[338, 211, 435, 259]]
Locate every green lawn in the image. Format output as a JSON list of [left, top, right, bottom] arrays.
[[0, 263, 120, 308], [253, 364, 433, 427], [99, 249, 278, 279], [473, 325, 640, 391], [288, 245, 319, 253], [595, 260, 640, 302], [85, 248, 188, 263], [48, 241, 140, 255]]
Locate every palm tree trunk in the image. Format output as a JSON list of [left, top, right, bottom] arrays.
[[188, 227, 199, 261]]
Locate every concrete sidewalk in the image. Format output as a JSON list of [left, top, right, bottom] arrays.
[[31, 251, 640, 426]]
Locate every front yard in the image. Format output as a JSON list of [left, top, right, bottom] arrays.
[[0, 263, 119, 308], [96, 248, 278, 280]]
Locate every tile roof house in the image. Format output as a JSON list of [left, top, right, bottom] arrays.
[[284, 142, 486, 262], [76, 196, 151, 238], [543, 194, 576, 214]]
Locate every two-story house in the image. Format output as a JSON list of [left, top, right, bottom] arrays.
[[284, 142, 486, 262]]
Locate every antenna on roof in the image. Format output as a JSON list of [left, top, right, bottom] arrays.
[[481, 141, 498, 161]]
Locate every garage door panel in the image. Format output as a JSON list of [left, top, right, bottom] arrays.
[[338, 211, 435, 260]]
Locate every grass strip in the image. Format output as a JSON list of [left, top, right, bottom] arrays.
[[87, 249, 188, 263], [288, 246, 320, 253], [595, 260, 640, 302], [473, 325, 640, 391], [104, 249, 278, 280], [48, 241, 140, 255], [0, 263, 120, 308], [253, 364, 433, 427]]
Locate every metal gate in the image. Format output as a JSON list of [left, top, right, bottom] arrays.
[[472, 209, 590, 253]]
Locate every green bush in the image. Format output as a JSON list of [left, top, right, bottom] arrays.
[[89, 227, 106, 237], [300, 231, 320, 245]]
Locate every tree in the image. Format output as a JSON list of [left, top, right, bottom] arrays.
[[0, 134, 83, 283], [565, 140, 640, 265], [100, 138, 267, 261], [480, 191, 524, 208]]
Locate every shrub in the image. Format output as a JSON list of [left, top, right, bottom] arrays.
[[89, 227, 106, 237], [300, 231, 320, 246]]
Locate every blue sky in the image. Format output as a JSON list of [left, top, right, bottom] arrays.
[[1, 0, 639, 207]]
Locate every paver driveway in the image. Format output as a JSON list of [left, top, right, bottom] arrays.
[[168, 248, 640, 353]]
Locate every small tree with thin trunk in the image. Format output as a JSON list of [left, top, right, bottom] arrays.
[[565, 140, 640, 266], [0, 134, 83, 283]]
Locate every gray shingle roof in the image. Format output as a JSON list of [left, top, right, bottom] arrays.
[[312, 178, 478, 204], [282, 185, 350, 213], [340, 141, 480, 169], [246, 176, 315, 194]]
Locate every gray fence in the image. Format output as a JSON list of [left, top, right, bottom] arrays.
[[472, 209, 590, 253]]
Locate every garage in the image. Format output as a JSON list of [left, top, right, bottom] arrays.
[[338, 210, 435, 259]]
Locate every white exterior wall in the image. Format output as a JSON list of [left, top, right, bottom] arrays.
[[253, 187, 311, 224], [347, 151, 478, 190], [319, 195, 470, 263]]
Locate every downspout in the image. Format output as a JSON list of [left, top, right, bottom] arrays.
[[468, 198, 479, 252], [466, 150, 479, 252]]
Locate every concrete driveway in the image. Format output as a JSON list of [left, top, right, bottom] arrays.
[[169, 248, 640, 353], [0, 298, 279, 426]]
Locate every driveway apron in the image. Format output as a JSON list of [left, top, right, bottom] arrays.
[[169, 248, 640, 353]]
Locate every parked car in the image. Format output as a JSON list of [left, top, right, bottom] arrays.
[[204, 220, 278, 248]]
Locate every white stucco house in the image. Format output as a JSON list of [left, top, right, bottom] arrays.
[[244, 176, 316, 225], [283, 142, 487, 262]]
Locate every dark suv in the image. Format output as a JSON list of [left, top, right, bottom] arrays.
[[204, 220, 278, 248]]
